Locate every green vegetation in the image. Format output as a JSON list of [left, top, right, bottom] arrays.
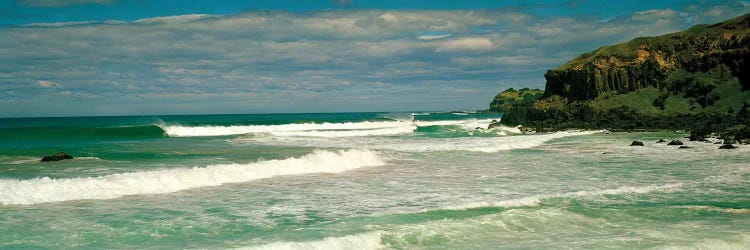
[[489, 88, 543, 112], [545, 13, 750, 101], [491, 13, 750, 143]]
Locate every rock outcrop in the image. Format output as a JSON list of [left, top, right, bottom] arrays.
[[41, 152, 74, 162], [630, 141, 644, 146], [667, 140, 684, 146], [544, 13, 750, 101], [494, 13, 750, 133]]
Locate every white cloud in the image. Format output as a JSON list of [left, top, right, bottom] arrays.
[[435, 37, 493, 52], [2, 3, 750, 116], [17, 0, 113, 7], [418, 34, 451, 40], [37, 80, 61, 87], [135, 14, 213, 24]]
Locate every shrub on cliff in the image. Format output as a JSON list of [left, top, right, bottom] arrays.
[[489, 88, 543, 112]]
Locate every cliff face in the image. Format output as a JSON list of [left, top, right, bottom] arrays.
[[544, 13, 750, 101]]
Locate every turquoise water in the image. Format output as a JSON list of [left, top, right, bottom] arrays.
[[1, 112, 748, 249]]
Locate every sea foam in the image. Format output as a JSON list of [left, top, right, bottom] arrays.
[[246, 130, 603, 152], [161, 121, 412, 137], [240, 231, 382, 250], [443, 183, 684, 210], [0, 149, 384, 205], [160, 118, 503, 137]]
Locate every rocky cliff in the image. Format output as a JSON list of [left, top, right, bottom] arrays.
[[544, 13, 750, 101]]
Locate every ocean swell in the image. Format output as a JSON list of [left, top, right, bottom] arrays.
[[443, 183, 685, 210], [0, 149, 384, 205]]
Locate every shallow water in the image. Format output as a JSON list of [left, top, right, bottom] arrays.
[[1, 112, 748, 249]]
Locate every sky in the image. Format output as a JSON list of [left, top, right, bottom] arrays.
[[1, 0, 749, 117]]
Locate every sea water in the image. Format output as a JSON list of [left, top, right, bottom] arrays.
[[0, 112, 748, 249]]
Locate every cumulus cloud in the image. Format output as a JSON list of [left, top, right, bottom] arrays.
[[1, 1, 750, 116], [16, 0, 114, 7]]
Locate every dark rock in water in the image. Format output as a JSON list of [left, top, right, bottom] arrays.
[[656, 139, 666, 143], [689, 127, 712, 141], [667, 140, 684, 146], [719, 144, 737, 149], [40, 152, 74, 162], [715, 141, 723, 144], [679, 146, 691, 149], [490, 120, 498, 124], [630, 141, 644, 146], [488, 122, 502, 129]]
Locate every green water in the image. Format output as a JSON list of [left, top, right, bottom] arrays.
[[1, 112, 748, 249]]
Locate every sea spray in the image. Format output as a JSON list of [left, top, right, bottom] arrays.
[[0, 149, 384, 205]]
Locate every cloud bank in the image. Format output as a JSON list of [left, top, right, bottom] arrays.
[[1, 1, 748, 117]]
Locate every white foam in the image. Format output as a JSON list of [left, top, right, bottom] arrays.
[[240, 130, 603, 152], [161, 118, 505, 138], [161, 121, 411, 137], [414, 118, 500, 130], [382, 131, 601, 153], [444, 183, 684, 210], [2, 158, 40, 165], [240, 231, 382, 250], [0, 149, 384, 205], [269, 126, 416, 137]]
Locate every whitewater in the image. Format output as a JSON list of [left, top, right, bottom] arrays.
[[1, 112, 748, 249]]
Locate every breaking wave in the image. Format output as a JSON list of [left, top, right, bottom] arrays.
[[160, 118, 505, 138], [241, 231, 383, 250], [244, 130, 603, 152], [0, 149, 384, 205], [160, 121, 412, 137]]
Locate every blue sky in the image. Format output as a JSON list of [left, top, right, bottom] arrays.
[[1, 0, 749, 117]]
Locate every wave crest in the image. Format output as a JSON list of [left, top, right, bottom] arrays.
[[443, 183, 684, 210], [240, 231, 382, 250], [0, 149, 384, 205]]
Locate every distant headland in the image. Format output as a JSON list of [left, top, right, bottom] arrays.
[[490, 12, 750, 144]]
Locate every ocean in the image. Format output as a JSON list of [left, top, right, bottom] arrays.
[[0, 112, 748, 249]]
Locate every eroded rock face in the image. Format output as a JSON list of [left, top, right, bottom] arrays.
[[543, 13, 750, 101], [544, 61, 669, 101], [41, 152, 74, 162]]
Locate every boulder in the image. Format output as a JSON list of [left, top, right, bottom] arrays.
[[656, 139, 666, 143], [667, 140, 684, 145], [40, 152, 74, 162], [679, 146, 691, 149], [719, 144, 737, 149], [630, 141, 644, 146], [488, 122, 502, 129]]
